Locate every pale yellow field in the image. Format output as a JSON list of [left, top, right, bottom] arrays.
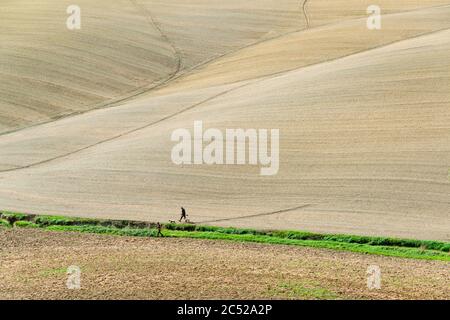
[[0, 0, 304, 133], [0, 1, 449, 241]]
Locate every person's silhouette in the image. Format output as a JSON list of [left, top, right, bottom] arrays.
[[179, 207, 187, 222], [156, 222, 163, 237]]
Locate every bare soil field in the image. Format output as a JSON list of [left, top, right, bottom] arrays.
[[0, 0, 305, 134], [0, 228, 448, 300], [0, 1, 449, 241]]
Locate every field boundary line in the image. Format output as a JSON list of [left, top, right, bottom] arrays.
[[199, 204, 312, 223]]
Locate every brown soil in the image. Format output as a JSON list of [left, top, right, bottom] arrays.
[[0, 228, 448, 300]]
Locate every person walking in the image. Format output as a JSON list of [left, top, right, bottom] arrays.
[[179, 207, 187, 222], [156, 222, 163, 237]]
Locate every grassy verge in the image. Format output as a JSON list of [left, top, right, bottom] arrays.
[[1, 211, 449, 261]]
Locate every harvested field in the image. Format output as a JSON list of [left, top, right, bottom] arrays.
[[0, 2, 449, 242], [0, 228, 448, 300], [0, 0, 305, 134]]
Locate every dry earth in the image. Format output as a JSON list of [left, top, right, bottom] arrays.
[[0, 0, 305, 133], [0, 228, 448, 300], [0, 1, 449, 241]]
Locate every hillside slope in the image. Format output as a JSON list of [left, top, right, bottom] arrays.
[[0, 0, 305, 134], [0, 2, 449, 240], [0, 28, 449, 240]]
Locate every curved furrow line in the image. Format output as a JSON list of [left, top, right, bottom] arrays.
[[198, 204, 312, 224], [302, 0, 310, 29], [129, 0, 183, 74]]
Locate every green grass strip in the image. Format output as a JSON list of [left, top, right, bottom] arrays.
[[164, 224, 450, 252], [41, 225, 450, 261], [1, 211, 449, 261]]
